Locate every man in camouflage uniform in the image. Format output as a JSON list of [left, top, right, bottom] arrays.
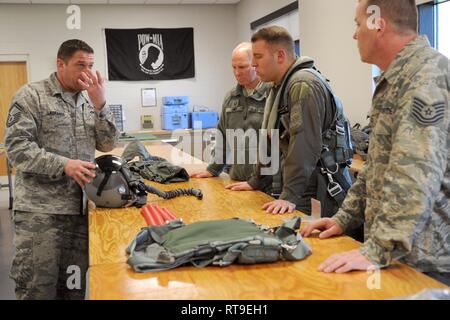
[[5, 39, 119, 299], [301, 0, 450, 285], [190, 43, 271, 181], [227, 27, 352, 215]]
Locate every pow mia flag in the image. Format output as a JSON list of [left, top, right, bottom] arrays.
[[105, 28, 195, 81], [411, 96, 446, 127]]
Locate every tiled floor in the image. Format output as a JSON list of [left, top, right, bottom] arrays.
[[0, 186, 15, 300]]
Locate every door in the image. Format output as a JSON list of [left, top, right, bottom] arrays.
[[0, 61, 28, 175]]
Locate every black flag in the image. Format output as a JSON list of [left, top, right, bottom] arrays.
[[105, 28, 195, 81]]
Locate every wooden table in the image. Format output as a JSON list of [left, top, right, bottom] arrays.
[[89, 141, 447, 300]]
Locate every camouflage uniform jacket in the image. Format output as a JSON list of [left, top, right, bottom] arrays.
[[5, 73, 119, 215], [333, 36, 450, 272], [207, 81, 271, 181], [248, 57, 338, 209]]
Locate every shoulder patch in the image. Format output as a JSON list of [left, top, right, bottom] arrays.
[[6, 103, 23, 128], [288, 82, 312, 106], [410, 97, 446, 127]]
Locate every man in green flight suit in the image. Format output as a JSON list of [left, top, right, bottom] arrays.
[[227, 27, 353, 216]]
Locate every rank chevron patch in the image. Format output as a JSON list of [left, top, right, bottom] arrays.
[[411, 97, 446, 127], [6, 103, 23, 128]]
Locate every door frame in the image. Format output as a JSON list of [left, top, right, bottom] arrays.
[[0, 54, 30, 80], [0, 55, 29, 210]]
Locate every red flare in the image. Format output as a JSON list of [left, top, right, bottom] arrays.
[[156, 206, 171, 222], [146, 204, 165, 225], [140, 206, 157, 226], [162, 207, 177, 220]]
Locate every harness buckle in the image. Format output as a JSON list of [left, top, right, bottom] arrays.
[[327, 182, 343, 198], [326, 173, 334, 183], [327, 163, 339, 175]]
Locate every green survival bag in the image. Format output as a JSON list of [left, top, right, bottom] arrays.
[[126, 216, 311, 272]]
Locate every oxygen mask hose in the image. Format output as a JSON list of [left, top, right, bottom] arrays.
[[140, 183, 203, 200]]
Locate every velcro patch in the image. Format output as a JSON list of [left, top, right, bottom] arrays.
[[411, 97, 445, 127], [6, 103, 23, 128]]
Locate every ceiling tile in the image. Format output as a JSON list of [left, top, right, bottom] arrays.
[[0, 0, 30, 3], [108, 0, 146, 3], [215, 0, 240, 3], [145, 0, 181, 4], [70, 0, 107, 4], [31, 0, 69, 3], [180, 0, 215, 4]]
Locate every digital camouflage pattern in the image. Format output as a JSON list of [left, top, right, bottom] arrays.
[[333, 36, 450, 272], [10, 211, 88, 300], [4, 73, 119, 215], [6, 72, 118, 299]]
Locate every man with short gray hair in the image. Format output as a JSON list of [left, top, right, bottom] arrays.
[[191, 42, 271, 181], [302, 0, 450, 285]]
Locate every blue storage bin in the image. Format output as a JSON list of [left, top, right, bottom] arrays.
[[161, 104, 189, 130], [162, 96, 189, 105], [190, 112, 219, 129]]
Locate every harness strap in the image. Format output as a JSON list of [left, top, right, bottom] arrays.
[[96, 171, 112, 197]]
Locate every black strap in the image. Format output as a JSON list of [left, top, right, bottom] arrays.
[[319, 147, 351, 205], [270, 172, 282, 198], [96, 171, 112, 197], [302, 68, 353, 166], [272, 63, 353, 201]]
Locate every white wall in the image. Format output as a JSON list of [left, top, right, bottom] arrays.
[[298, 0, 429, 125], [236, 0, 295, 43], [236, 0, 372, 125], [0, 0, 427, 130], [0, 4, 237, 131], [299, 0, 373, 125], [253, 10, 299, 42]]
